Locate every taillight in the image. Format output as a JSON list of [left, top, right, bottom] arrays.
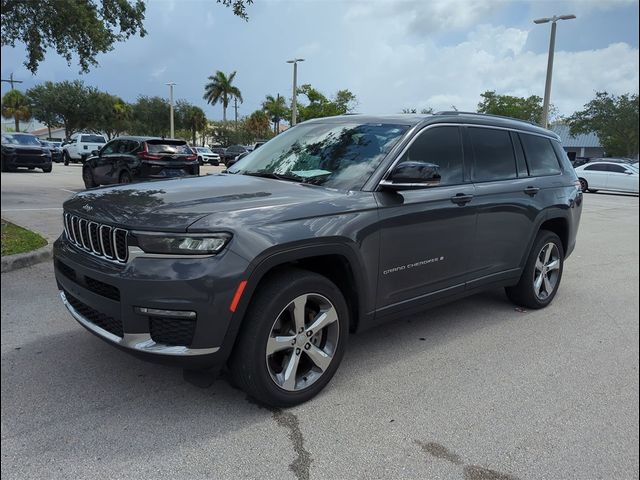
[[138, 142, 162, 160], [185, 154, 197, 161]]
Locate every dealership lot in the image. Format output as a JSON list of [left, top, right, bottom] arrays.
[[1, 171, 638, 479]]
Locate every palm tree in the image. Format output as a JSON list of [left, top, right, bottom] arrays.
[[1, 89, 31, 132], [262, 94, 289, 134], [203, 71, 243, 123]]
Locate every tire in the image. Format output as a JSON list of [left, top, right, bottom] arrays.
[[1, 157, 9, 172], [229, 268, 349, 407], [198, 156, 203, 166], [42, 165, 52, 173], [83, 167, 97, 188], [505, 230, 564, 309], [578, 177, 588, 192], [118, 171, 132, 184], [63, 151, 70, 166]]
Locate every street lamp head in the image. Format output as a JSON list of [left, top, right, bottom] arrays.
[[534, 14, 576, 24], [558, 14, 576, 20], [286, 58, 305, 64], [533, 17, 551, 24]]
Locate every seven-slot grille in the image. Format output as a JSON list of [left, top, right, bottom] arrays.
[[63, 213, 128, 262]]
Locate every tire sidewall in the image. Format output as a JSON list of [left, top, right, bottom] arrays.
[[237, 272, 349, 407]]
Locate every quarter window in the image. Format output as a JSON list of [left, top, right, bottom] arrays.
[[397, 126, 464, 186], [608, 164, 626, 173], [520, 134, 561, 176], [469, 127, 517, 182], [100, 140, 119, 155]]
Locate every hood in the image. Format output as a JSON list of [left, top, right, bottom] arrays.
[[63, 173, 355, 232]]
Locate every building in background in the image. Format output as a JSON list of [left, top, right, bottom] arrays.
[[551, 124, 604, 162]]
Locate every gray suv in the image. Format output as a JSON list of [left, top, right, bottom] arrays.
[[53, 112, 583, 407]]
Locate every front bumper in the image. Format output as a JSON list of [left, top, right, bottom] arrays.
[[53, 234, 250, 368], [4, 153, 51, 168]]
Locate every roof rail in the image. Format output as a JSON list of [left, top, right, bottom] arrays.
[[433, 110, 540, 126]]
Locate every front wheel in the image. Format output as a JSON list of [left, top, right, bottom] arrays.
[[506, 230, 564, 309], [42, 165, 52, 173], [578, 177, 588, 192], [229, 268, 349, 407]]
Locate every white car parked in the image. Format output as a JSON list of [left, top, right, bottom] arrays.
[[575, 160, 639, 194], [62, 133, 107, 164]]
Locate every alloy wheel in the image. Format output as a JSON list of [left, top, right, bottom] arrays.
[[265, 293, 340, 392], [533, 242, 561, 300]]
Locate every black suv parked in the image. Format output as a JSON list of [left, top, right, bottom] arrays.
[[1, 133, 52, 172], [54, 113, 582, 407], [81, 136, 199, 188], [222, 144, 249, 166]]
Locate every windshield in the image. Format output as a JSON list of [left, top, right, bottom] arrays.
[[229, 122, 409, 190], [5, 134, 42, 146]]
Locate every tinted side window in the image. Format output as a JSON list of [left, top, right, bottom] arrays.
[[101, 140, 119, 155], [520, 134, 561, 176], [398, 126, 464, 186], [469, 127, 517, 182], [608, 164, 626, 173], [585, 163, 609, 172]]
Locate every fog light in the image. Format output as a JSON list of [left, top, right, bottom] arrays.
[[135, 307, 196, 319]]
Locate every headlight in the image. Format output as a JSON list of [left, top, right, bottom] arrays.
[[135, 233, 231, 255]]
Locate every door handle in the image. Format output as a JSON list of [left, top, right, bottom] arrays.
[[524, 186, 540, 196], [451, 193, 474, 205]]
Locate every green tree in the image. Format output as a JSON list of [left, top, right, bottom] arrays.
[[130, 96, 170, 137], [1, 1, 254, 74], [296, 84, 357, 122], [203, 70, 243, 123], [1, 0, 146, 74], [26, 82, 61, 138], [1, 89, 31, 132], [477, 91, 545, 123], [176, 101, 207, 145], [262, 94, 289, 133], [44, 80, 94, 138], [567, 92, 639, 158], [88, 91, 132, 139], [244, 110, 271, 140]]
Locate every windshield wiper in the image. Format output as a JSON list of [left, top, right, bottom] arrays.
[[243, 171, 304, 183]]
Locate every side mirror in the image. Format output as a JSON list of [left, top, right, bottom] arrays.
[[380, 161, 441, 190]]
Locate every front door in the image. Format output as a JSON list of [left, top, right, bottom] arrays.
[[375, 125, 477, 312]]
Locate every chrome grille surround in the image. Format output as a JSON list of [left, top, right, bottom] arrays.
[[63, 213, 128, 263]]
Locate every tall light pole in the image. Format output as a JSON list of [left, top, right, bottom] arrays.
[[286, 58, 304, 126], [533, 14, 576, 128], [166, 82, 176, 138]]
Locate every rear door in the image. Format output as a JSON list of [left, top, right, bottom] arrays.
[[582, 163, 609, 189], [375, 125, 477, 312], [466, 127, 537, 283]]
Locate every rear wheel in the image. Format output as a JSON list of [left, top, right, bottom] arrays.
[[42, 165, 52, 173], [506, 230, 564, 309], [1, 157, 10, 172], [119, 171, 132, 184], [229, 268, 349, 407], [83, 167, 97, 188], [578, 177, 588, 192]]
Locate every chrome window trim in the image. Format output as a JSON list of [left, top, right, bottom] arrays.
[[377, 122, 563, 190]]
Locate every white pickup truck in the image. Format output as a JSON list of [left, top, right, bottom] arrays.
[[62, 133, 107, 164]]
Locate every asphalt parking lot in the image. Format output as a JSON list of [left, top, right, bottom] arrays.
[[1, 167, 638, 480]]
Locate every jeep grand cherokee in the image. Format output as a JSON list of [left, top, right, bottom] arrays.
[[53, 112, 583, 407]]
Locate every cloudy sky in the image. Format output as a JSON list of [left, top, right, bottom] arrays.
[[1, 0, 639, 121]]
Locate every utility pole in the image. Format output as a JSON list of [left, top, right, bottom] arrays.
[[286, 58, 305, 126], [0, 73, 23, 90], [234, 97, 239, 130], [533, 14, 576, 128], [166, 82, 176, 138]]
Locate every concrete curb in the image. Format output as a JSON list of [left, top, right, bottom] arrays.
[[1, 244, 53, 273]]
